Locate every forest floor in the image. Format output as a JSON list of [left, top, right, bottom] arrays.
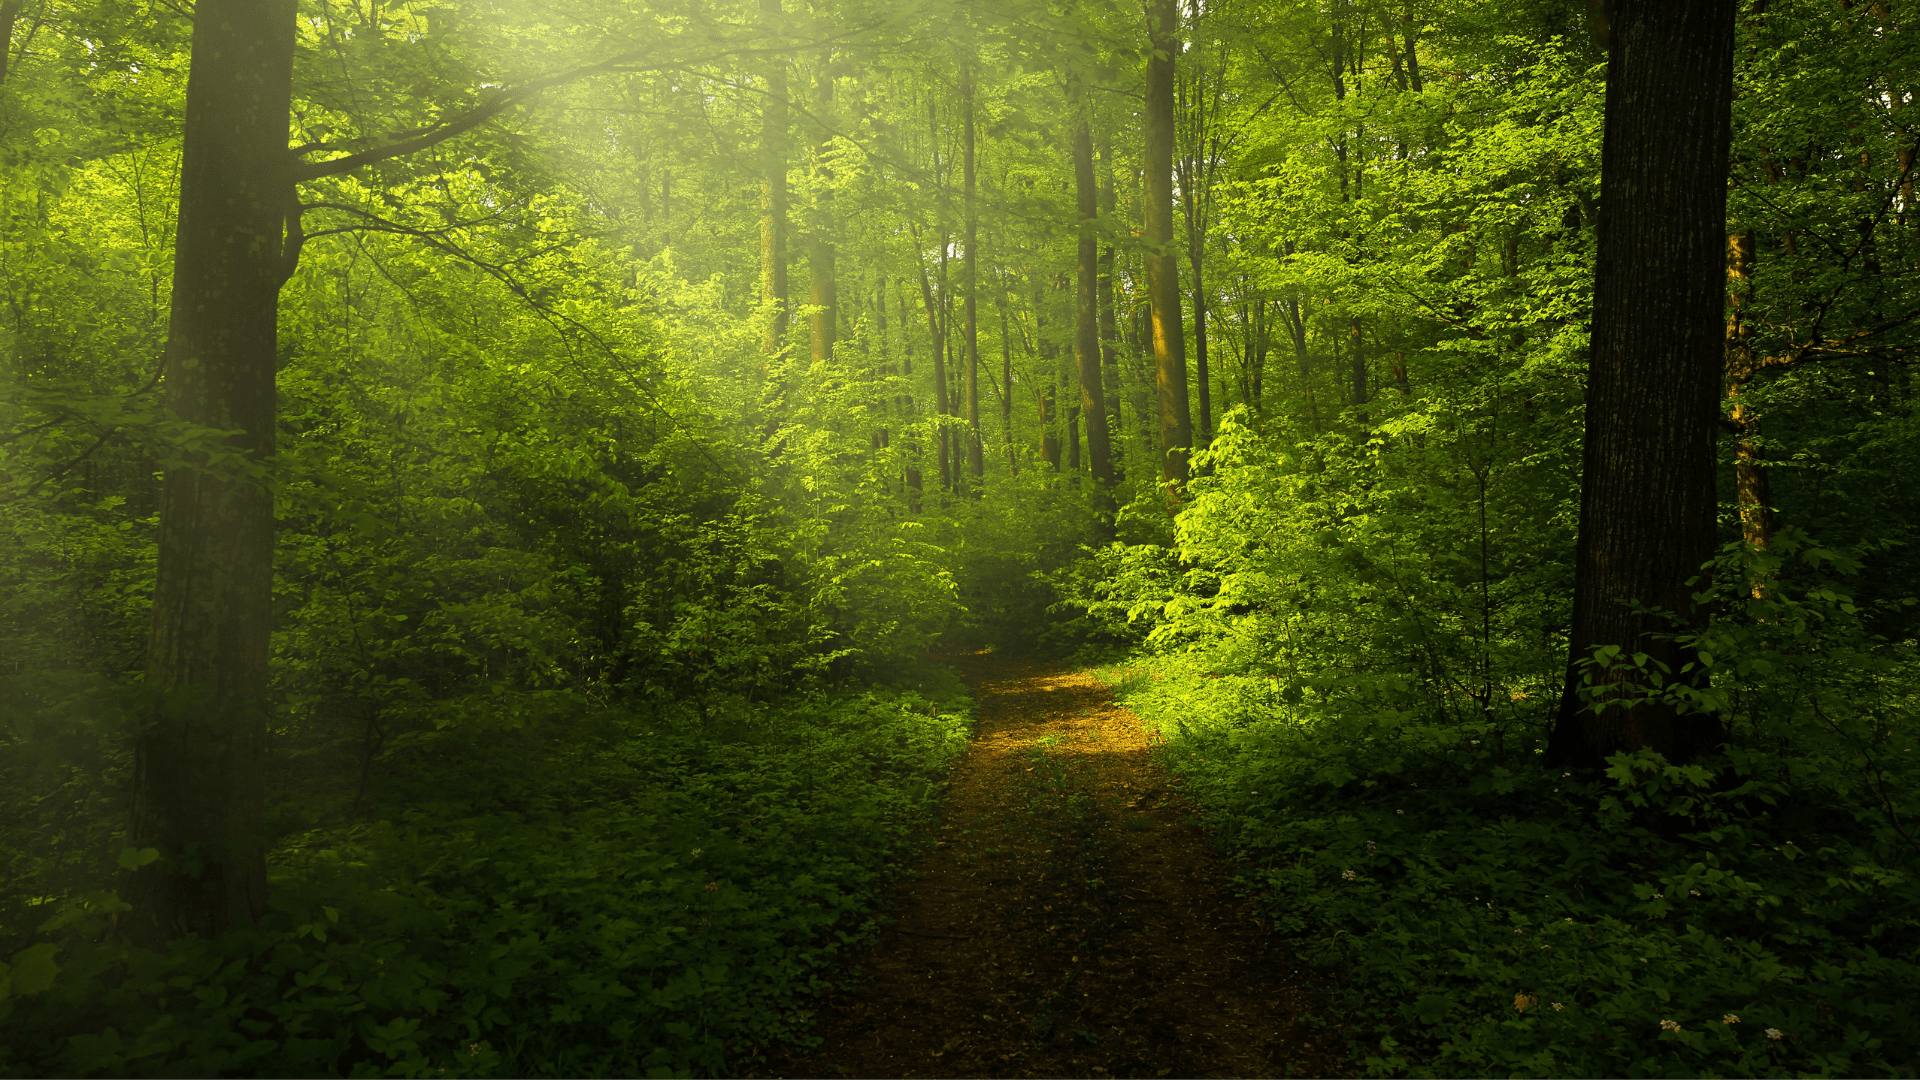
[[759, 652, 1348, 1079]]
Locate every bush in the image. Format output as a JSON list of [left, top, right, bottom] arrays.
[[0, 684, 971, 1078], [1106, 540, 1920, 1078]]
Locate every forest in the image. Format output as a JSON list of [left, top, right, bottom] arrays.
[[2, 0, 1917, 1075]]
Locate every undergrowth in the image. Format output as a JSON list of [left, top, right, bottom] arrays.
[[1103, 544, 1920, 1078], [0, 678, 972, 1078]]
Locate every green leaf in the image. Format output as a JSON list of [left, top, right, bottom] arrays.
[[117, 846, 161, 871], [6, 944, 61, 997]]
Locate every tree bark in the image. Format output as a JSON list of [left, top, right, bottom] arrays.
[[1546, 0, 1734, 771], [1097, 127, 1124, 479], [0, 0, 23, 87], [129, 0, 297, 946], [1074, 114, 1117, 530], [1723, 229, 1776, 583], [759, 0, 789, 355], [962, 62, 984, 484], [913, 233, 950, 493], [1144, 0, 1192, 490], [808, 52, 836, 362]]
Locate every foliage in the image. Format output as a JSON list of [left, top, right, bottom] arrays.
[[0, 682, 971, 1078], [1101, 537, 1920, 1078]]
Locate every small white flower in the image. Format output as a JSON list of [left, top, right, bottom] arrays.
[[1766, 1027, 1784, 1040], [1723, 1013, 1740, 1025], [1660, 1019, 1682, 1032], [1652, 893, 1664, 899], [1341, 869, 1357, 880], [1689, 889, 1701, 897], [1565, 917, 1574, 923], [1550, 1002, 1564, 1012]]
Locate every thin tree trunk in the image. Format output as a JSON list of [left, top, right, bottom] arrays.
[[129, 0, 297, 946], [1724, 229, 1776, 581], [1097, 127, 1124, 479], [1073, 113, 1117, 530], [808, 52, 836, 362], [1144, 0, 1192, 489], [896, 283, 924, 507], [962, 62, 984, 484], [914, 232, 950, 493], [995, 268, 1018, 475], [1546, 0, 1734, 771], [759, 0, 789, 355]]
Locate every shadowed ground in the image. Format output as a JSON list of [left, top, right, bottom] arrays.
[[760, 652, 1347, 1079]]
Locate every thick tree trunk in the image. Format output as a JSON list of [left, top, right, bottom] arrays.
[[1073, 116, 1117, 530], [129, 0, 296, 946], [1546, 0, 1734, 771], [759, 0, 789, 355], [1144, 0, 1192, 490], [0, 0, 23, 86], [808, 53, 836, 362]]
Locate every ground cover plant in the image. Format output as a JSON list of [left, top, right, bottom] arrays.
[[1107, 550, 1920, 1076], [2, 682, 972, 1077]]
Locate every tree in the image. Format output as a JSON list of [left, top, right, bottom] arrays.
[[760, 0, 790, 355], [1545, 0, 1735, 771], [126, 0, 296, 945], [1073, 110, 1117, 532], [1143, 0, 1192, 491]]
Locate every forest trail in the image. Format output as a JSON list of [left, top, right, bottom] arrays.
[[767, 653, 1346, 1079]]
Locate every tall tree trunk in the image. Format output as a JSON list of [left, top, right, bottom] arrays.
[[1282, 290, 1319, 433], [914, 236, 950, 493], [995, 269, 1018, 475], [759, 0, 789, 355], [962, 62, 984, 483], [1546, 0, 1735, 771], [1097, 128, 1124, 479], [0, 0, 24, 86], [896, 284, 924, 507], [808, 53, 836, 362], [129, 0, 296, 946], [1144, 0, 1192, 489], [1039, 377, 1061, 472], [1251, 296, 1269, 412], [1348, 317, 1368, 420], [1073, 114, 1117, 530], [1724, 228, 1776, 584]]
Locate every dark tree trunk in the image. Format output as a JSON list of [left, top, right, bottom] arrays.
[[760, 0, 789, 354], [1074, 115, 1117, 530], [0, 0, 23, 86], [1145, 0, 1192, 490], [1546, 0, 1735, 771], [129, 0, 296, 946]]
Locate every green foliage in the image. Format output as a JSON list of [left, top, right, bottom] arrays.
[[0, 685, 971, 1078], [1104, 539, 1920, 1078]]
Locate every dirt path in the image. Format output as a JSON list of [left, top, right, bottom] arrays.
[[765, 653, 1345, 1079]]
